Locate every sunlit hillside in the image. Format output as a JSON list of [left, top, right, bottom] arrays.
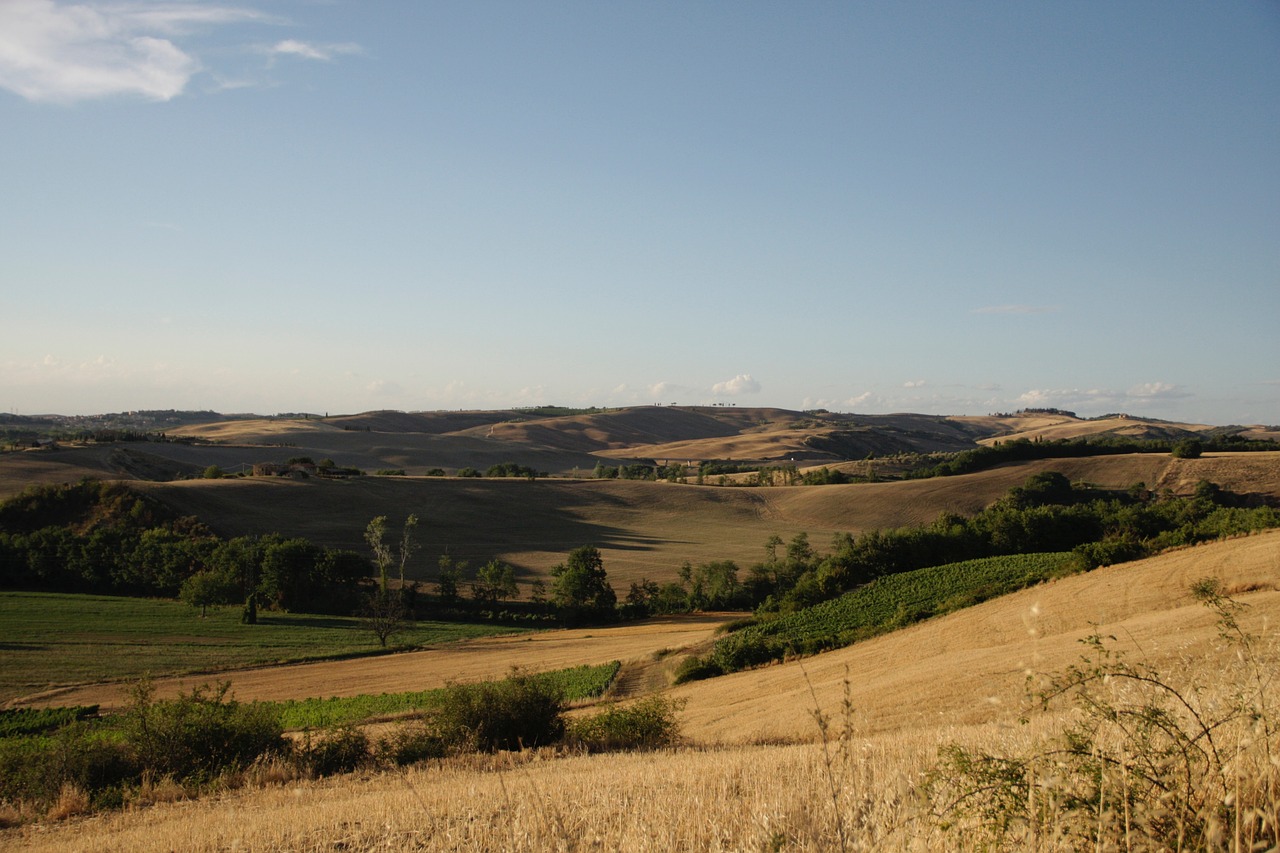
[[7, 531, 1277, 852]]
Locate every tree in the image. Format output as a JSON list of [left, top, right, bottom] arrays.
[[472, 559, 518, 605], [1172, 438, 1204, 459], [179, 568, 240, 617], [436, 554, 465, 605], [365, 516, 393, 593], [550, 545, 616, 621], [679, 560, 741, 610], [210, 536, 265, 624], [397, 514, 419, 587], [362, 590, 408, 648], [258, 537, 324, 611], [366, 514, 418, 594]]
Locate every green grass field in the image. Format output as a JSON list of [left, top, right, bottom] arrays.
[[0, 592, 526, 704], [268, 661, 622, 729]]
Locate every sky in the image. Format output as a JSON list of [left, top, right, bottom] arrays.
[[1, 1, 1278, 424]]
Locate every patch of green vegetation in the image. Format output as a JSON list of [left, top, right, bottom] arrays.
[[0, 592, 526, 703], [0, 706, 100, 737], [677, 552, 1075, 681], [269, 661, 621, 730]]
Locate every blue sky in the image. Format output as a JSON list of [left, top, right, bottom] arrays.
[[2, 1, 1277, 424]]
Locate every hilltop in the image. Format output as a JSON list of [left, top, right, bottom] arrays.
[[5, 404, 1273, 491]]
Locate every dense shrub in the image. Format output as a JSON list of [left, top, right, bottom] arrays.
[[123, 681, 285, 782], [428, 671, 566, 752], [375, 721, 448, 766], [567, 695, 684, 752], [672, 655, 724, 684], [296, 726, 371, 777], [0, 724, 135, 807]]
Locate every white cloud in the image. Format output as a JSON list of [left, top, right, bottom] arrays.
[[711, 373, 761, 396], [903, 379, 927, 389], [1128, 381, 1189, 401], [366, 379, 402, 396], [266, 39, 361, 62], [0, 2, 355, 103], [1016, 381, 1189, 413], [845, 391, 873, 407], [972, 304, 1060, 315]]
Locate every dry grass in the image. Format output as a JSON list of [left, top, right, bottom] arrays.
[[2, 739, 937, 851], [43, 784, 90, 823], [673, 530, 1280, 744], [970, 415, 1215, 445], [6, 533, 1278, 851]]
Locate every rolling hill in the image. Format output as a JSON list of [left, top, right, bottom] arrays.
[[8, 530, 1277, 851], [3, 404, 1277, 599], [5, 406, 1267, 497]]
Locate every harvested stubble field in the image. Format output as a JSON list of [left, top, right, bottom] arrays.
[[6, 532, 1278, 851]]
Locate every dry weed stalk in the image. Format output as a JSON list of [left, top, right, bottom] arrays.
[[926, 579, 1280, 851], [44, 783, 90, 822]]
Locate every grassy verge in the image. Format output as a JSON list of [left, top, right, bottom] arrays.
[[0, 591, 528, 704], [680, 552, 1076, 679]]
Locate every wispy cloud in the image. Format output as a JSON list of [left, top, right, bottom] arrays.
[[0, 1, 353, 103], [1017, 381, 1190, 412], [646, 380, 696, 401], [265, 39, 361, 62], [972, 304, 1061, 315], [902, 379, 927, 389]]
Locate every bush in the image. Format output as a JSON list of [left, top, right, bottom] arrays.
[[0, 724, 135, 808], [566, 695, 684, 752], [375, 721, 448, 766], [672, 655, 723, 684], [295, 726, 371, 777], [428, 670, 565, 752], [123, 680, 285, 783]]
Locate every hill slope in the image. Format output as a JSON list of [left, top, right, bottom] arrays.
[[674, 529, 1280, 742], [5, 533, 1277, 851], [116, 452, 1280, 588]]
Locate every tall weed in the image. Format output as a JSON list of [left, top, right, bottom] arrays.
[[926, 579, 1279, 850]]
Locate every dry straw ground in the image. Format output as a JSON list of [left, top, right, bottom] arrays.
[[6, 531, 1278, 851]]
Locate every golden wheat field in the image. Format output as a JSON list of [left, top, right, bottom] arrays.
[[6, 531, 1278, 851]]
